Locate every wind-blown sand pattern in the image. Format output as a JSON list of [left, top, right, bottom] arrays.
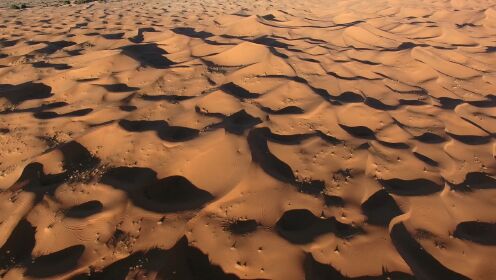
[[0, 0, 496, 279]]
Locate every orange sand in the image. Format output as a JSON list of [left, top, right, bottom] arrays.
[[0, 0, 495, 279]]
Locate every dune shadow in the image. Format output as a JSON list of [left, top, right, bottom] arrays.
[[295, 180, 326, 195], [252, 36, 291, 48], [378, 178, 443, 196], [248, 128, 296, 184], [303, 254, 344, 280], [59, 141, 101, 176], [119, 119, 199, 142], [37, 40, 76, 54], [399, 99, 427, 106], [224, 219, 259, 235], [199, 109, 262, 135], [339, 124, 376, 139], [364, 97, 398, 111], [456, 23, 477, 28], [220, 110, 262, 135], [9, 142, 100, 200], [315, 130, 343, 144], [446, 132, 491, 145], [0, 39, 18, 47], [25, 245, 85, 278], [413, 152, 439, 167], [119, 119, 166, 132], [450, 172, 496, 191], [99, 83, 139, 92], [102, 32, 124, 39], [158, 126, 200, 142], [486, 46, 496, 53], [0, 82, 52, 104], [438, 97, 463, 110], [467, 95, 496, 108], [390, 223, 470, 280], [323, 195, 345, 208], [454, 221, 496, 246], [172, 27, 214, 39], [266, 131, 314, 145], [32, 61, 72, 70], [219, 82, 259, 99], [101, 167, 213, 213], [0, 219, 36, 271], [121, 44, 174, 69], [361, 190, 403, 227], [33, 108, 93, 119], [377, 140, 410, 149], [335, 91, 364, 103], [141, 94, 195, 103], [260, 105, 304, 115], [119, 105, 137, 112], [247, 128, 339, 195], [100, 166, 157, 191], [0, 101, 67, 115], [9, 162, 63, 197], [65, 200, 103, 218], [266, 47, 289, 59], [129, 27, 156, 43], [414, 132, 446, 144], [276, 209, 362, 244], [327, 71, 379, 81], [72, 236, 239, 280], [143, 176, 214, 212]]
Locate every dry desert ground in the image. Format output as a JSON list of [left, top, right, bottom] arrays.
[[0, 0, 496, 279]]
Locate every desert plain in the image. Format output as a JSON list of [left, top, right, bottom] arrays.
[[0, 0, 496, 279]]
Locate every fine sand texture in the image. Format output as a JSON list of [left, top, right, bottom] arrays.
[[1, 0, 496, 279]]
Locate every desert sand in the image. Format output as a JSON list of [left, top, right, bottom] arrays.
[[0, 0, 495, 279]]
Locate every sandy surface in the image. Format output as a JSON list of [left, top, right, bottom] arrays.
[[0, 0, 496, 279]]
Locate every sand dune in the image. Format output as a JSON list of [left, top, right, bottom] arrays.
[[0, 0, 495, 279]]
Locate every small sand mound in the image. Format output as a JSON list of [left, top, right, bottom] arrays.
[[204, 41, 269, 66]]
